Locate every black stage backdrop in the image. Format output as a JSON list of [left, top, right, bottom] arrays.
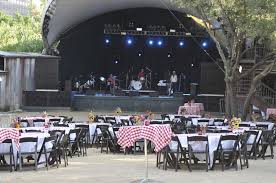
[[58, 8, 220, 93]]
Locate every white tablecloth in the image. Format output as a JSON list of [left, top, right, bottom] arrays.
[[0, 132, 51, 166], [172, 133, 237, 168], [240, 122, 274, 130], [168, 114, 202, 121], [191, 118, 213, 126]]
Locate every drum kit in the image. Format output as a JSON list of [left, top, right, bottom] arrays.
[[130, 77, 147, 90]]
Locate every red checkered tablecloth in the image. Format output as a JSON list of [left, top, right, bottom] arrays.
[[0, 128, 20, 149], [117, 125, 172, 152]]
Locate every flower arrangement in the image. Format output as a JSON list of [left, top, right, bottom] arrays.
[[42, 111, 48, 118], [146, 110, 154, 120], [115, 107, 123, 115], [131, 115, 146, 126], [88, 111, 96, 123], [229, 117, 241, 129], [11, 118, 20, 128]]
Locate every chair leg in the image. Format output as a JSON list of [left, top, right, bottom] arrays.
[[175, 150, 179, 172], [45, 148, 49, 171], [156, 152, 159, 168], [9, 153, 12, 172], [270, 144, 274, 159], [34, 151, 38, 171], [221, 152, 224, 171], [19, 150, 22, 171], [188, 148, 192, 172], [206, 151, 209, 172]]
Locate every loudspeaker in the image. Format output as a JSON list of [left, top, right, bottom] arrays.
[[64, 80, 72, 92], [129, 90, 140, 97], [149, 91, 159, 97], [173, 92, 183, 97]]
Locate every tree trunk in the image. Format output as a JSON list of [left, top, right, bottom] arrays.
[[242, 83, 257, 120], [225, 80, 238, 118]]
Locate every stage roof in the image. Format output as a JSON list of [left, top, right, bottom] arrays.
[[42, 0, 200, 49]]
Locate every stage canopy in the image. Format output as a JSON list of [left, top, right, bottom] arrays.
[[42, 0, 203, 50]]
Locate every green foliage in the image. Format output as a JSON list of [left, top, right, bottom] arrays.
[[174, 0, 276, 47], [0, 11, 43, 53]]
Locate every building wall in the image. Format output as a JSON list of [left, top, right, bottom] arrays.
[[0, 0, 30, 15], [0, 57, 35, 111]]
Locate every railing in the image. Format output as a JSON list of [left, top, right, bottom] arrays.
[[256, 82, 276, 107], [242, 45, 270, 61]]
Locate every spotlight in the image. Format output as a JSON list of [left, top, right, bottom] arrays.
[[202, 41, 208, 48], [168, 52, 172, 58], [105, 39, 110, 44], [147, 39, 154, 46], [115, 60, 119, 64], [179, 41, 184, 47], [127, 39, 133, 45], [126, 38, 133, 46], [157, 40, 163, 46]]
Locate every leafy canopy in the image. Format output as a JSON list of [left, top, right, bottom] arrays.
[[0, 1, 44, 53], [174, 0, 276, 49]]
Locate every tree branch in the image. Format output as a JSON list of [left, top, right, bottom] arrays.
[[238, 59, 276, 80]]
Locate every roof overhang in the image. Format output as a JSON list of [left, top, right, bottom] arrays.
[[41, 0, 201, 50]]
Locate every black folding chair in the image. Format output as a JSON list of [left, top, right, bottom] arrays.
[[0, 139, 16, 172], [18, 137, 39, 171], [187, 136, 210, 172], [164, 136, 191, 172], [259, 130, 274, 159], [215, 135, 241, 171]]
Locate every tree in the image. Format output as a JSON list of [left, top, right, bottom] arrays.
[[0, 0, 45, 52], [174, 0, 276, 119]]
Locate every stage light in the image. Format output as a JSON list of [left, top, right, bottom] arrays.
[[168, 52, 172, 58], [179, 41, 184, 47], [157, 40, 163, 46], [125, 37, 134, 46], [105, 39, 110, 44], [147, 39, 154, 46], [202, 41, 208, 48], [127, 39, 132, 45], [115, 60, 119, 64]]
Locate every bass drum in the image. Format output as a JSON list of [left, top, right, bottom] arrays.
[[133, 81, 142, 90]]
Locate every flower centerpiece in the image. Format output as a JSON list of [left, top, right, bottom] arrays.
[[229, 117, 241, 129], [115, 107, 123, 115], [11, 118, 20, 128], [42, 111, 48, 118], [88, 111, 96, 123]]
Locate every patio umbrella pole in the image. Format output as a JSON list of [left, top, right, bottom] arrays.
[[138, 139, 148, 183]]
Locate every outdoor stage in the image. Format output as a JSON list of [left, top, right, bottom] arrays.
[[72, 94, 184, 113], [71, 93, 224, 113]]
